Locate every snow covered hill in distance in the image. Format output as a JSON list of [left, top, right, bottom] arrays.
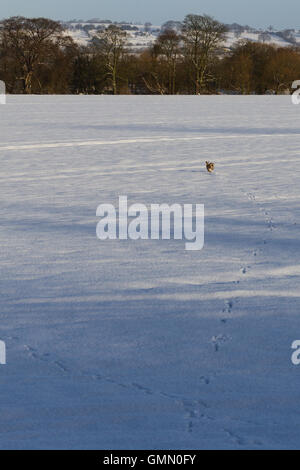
[[1, 95, 300, 449], [62, 19, 300, 51]]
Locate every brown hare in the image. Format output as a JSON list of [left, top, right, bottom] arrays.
[[206, 161, 215, 173]]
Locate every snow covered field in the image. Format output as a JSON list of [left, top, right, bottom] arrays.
[[0, 95, 300, 450]]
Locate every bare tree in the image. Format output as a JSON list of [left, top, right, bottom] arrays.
[[0, 16, 72, 93], [93, 25, 128, 94], [258, 32, 271, 43], [278, 29, 296, 45], [144, 22, 152, 34], [155, 29, 181, 94], [263, 47, 300, 94], [182, 14, 227, 94], [234, 30, 243, 40]]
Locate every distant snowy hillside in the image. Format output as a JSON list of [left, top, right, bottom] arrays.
[[62, 20, 300, 51], [63, 21, 161, 50]]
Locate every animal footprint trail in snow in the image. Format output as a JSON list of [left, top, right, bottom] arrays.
[[223, 299, 233, 314], [220, 299, 234, 324], [246, 192, 277, 233], [211, 334, 232, 352], [181, 399, 213, 434]]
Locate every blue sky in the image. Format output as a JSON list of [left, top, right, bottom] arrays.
[[0, 0, 299, 29]]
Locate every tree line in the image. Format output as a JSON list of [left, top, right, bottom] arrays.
[[1, 15, 300, 95]]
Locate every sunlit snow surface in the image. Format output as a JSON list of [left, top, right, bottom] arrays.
[[0, 96, 300, 449]]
